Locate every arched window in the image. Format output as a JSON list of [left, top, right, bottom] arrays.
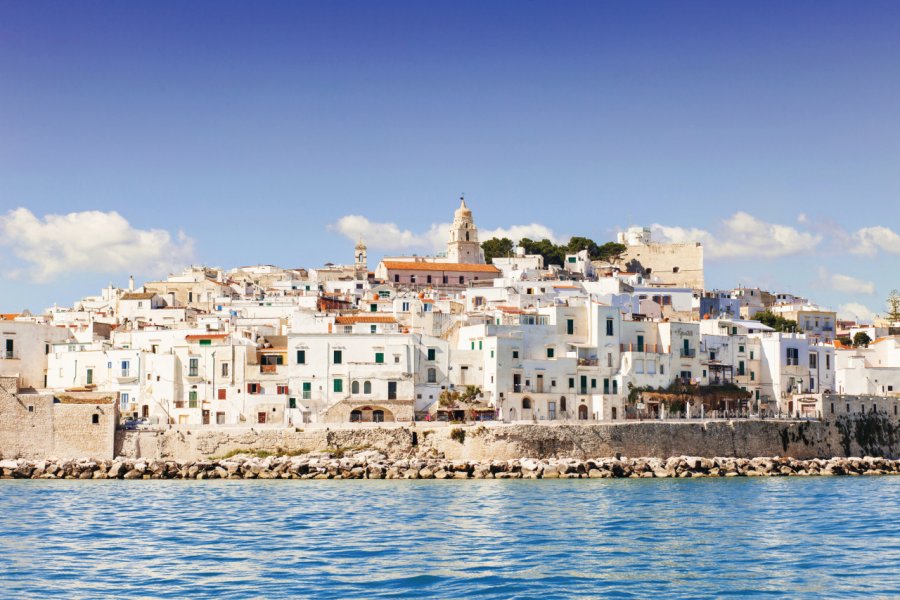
[[373, 409, 385, 422], [351, 380, 360, 394], [466, 232, 470, 241], [364, 381, 372, 394], [427, 368, 436, 383], [522, 397, 532, 410], [350, 409, 362, 422], [611, 406, 617, 420], [560, 397, 567, 412]]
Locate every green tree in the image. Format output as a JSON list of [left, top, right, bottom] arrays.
[[853, 331, 872, 347], [755, 310, 799, 333], [595, 241, 628, 264], [481, 237, 514, 264], [887, 289, 900, 323]]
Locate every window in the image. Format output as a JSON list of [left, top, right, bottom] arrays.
[[352, 381, 360, 394], [86, 368, 93, 385], [302, 382, 311, 400], [750, 351, 754, 360], [370, 304, 377, 312], [442, 275, 448, 284], [427, 348, 436, 361], [566, 319, 574, 335], [427, 368, 436, 383], [608, 353, 612, 367], [277, 385, 288, 395], [512, 350, 519, 359], [731, 327, 738, 335], [786, 348, 799, 366], [459, 276, 464, 284], [490, 350, 494, 358], [121, 360, 131, 376], [289, 398, 297, 409], [606, 318, 614, 336], [92, 414, 99, 424], [394, 354, 400, 363], [738, 345, 745, 353], [333, 379, 343, 393], [568, 377, 575, 389], [751, 371, 755, 381], [333, 350, 342, 364], [427, 275, 432, 284], [296, 350, 306, 364], [478, 340, 483, 350], [188, 357, 199, 377], [402, 302, 410, 311], [120, 393, 129, 408], [394, 275, 400, 283], [612, 380, 618, 394], [199, 339, 211, 346], [546, 347, 555, 358], [364, 381, 372, 394], [221, 362, 230, 377], [522, 398, 532, 410], [189, 390, 198, 407], [809, 353, 817, 369], [218, 388, 226, 400], [826, 354, 831, 370], [591, 378, 597, 389], [738, 361, 745, 376], [247, 383, 260, 395]]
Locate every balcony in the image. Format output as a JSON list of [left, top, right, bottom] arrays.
[[1, 350, 18, 360], [680, 349, 696, 358], [260, 364, 278, 374], [116, 370, 138, 383], [577, 358, 598, 367], [620, 343, 662, 353]]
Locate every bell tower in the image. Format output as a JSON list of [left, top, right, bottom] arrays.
[[446, 197, 484, 264], [354, 238, 368, 276]]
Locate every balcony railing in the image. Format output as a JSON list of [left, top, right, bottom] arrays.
[[577, 358, 598, 366], [620, 343, 661, 353], [680, 349, 696, 358], [260, 364, 278, 374], [1, 350, 17, 359], [174, 401, 185, 409]]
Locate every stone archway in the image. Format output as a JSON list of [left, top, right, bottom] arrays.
[[578, 404, 588, 420]]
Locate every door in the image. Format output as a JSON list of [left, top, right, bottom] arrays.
[[548, 401, 556, 420], [202, 410, 210, 425], [513, 373, 522, 392], [578, 404, 588, 420], [302, 382, 311, 399], [637, 335, 644, 352], [387, 381, 397, 400], [142, 405, 149, 419], [683, 338, 690, 356], [257, 412, 266, 424], [580, 375, 588, 395], [536, 374, 544, 393], [86, 368, 93, 385]]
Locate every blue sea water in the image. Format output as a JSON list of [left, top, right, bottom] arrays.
[[1, 478, 899, 599]]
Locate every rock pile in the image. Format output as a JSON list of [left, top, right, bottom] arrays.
[[2, 453, 900, 480]]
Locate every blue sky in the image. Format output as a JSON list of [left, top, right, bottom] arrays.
[[1, 1, 899, 320]]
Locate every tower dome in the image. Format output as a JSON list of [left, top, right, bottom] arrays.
[[446, 196, 484, 264]]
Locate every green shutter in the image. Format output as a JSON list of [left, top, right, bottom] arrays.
[[547, 347, 554, 358], [567, 319, 574, 335], [375, 352, 384, 364], [334, 379, 343, 392], [199, 339, 211, 346], [478, 341, 483, 350], [370, 304, 377, 312], [427, 348, 436, 361], [334, 350, 342, 364], [471, 341, 475, 350], [297, 350, 305, 364], [568, 377, 575, 388]]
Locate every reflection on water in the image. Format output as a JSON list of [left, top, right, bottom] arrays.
[[2, 478, 899, 598]]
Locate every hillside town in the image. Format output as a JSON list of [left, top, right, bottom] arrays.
[[2, 199, 899, 436]]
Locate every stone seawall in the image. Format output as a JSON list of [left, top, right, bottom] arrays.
[[3, 454, 899, 480], [112, 414, 900, 462]]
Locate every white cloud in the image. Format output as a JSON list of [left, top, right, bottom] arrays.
[[0, 208, 195, 283], [838, 302, 878, 323], [330, 215, 561, 252], [821, 269, 876, 295], [652, 212, 822, 259], [850, 226, 900, 256]]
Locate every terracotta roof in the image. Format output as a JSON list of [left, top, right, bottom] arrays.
[[381, 261, 500, 274], [335, 316, 397, 324], [121, 292, 156, 300], [0, 313, 19, 321], [553, 285, 580, 289], [185, 333, 230, 341], [496, 306, 525, 314]]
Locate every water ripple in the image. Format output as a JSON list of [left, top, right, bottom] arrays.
[[1, 478, 899, 598]]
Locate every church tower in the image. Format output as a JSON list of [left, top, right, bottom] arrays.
[[446, 197, 484, 264], [354, 238, 368, 276]]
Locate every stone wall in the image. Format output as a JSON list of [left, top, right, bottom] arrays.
[[0, 377, 116, 460], [115, 415, 900, 462]]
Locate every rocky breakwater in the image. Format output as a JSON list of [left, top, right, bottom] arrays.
[[3, 454, 900, 480]]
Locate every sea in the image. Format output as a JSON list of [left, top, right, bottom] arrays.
[[1, 477, 899, 599]]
